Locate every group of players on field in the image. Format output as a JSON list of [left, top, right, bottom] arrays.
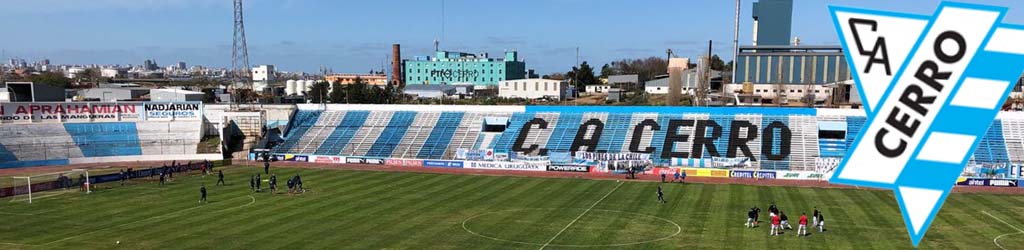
[[200, 160, 308, 203], [745, 203, 825, 236]]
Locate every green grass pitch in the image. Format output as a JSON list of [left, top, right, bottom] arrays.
[[1, 166, 1023, 249]]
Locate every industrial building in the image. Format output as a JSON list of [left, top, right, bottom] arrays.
[[734, 45, 849, 85], [404, 50, 525, 86], [324, 73, 388, 86], [752, 0, 793, 46], [645, 69, 723, 95], [150, 88, 204, 102], [498, 79, 571, 101], [404, 84, 457, 99], [2, 82, 66, 102], [77, 87, 150, 102]]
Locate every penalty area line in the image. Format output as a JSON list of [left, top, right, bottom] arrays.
[[983, 211, 1024, 250], [538, 181, 623, 250]]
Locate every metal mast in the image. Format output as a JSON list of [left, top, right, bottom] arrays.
[[231, 0, 252, 107], [732, 0, 740, 84]]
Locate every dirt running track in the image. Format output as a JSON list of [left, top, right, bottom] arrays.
[[3, 160, 1022, 195]]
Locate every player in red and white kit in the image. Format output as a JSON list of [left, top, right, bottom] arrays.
[[798, 212, 808, 236], [770, 214, 781, 236]]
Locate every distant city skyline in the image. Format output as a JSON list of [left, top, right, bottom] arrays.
[[2, 0, 1023, 74]]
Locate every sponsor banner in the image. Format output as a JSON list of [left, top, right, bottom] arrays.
[[143, 102, 202, 121], [464, 149, 492, 161], [731, 170, 755, 179], [466, 161, 546, 171], [575, 151, 650, 161], [0, 102, 144, 123], [312, 155, 346, 164], [682, 168, 729, 178], [546, 165, 589, 172], [423, 160, 464, 168], [494, 153, 509, 161], [273, 154, 306, 162], [956, 178, 1018, 187], [402, 159, 423, 167], [774, 170, 828, 180], [756, 171, 777, 179], [345, 157, 384, 165], [730, 170, 779, 179], [385, 159, 423, 167]]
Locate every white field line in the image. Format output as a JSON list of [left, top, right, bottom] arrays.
[[983, 210, 1024, 250], [538, 181, 623, 250]]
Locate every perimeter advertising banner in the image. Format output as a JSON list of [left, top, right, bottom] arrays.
[[0, 101, 201, 124], [465, 161, 546, 171]]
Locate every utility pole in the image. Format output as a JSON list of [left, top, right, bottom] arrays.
[[575, 46, 579, 106]]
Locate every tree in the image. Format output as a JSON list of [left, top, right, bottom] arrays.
[[709, 55, 726, 71], [76, 68, 102, 84], [568, 61, 599, 90], [307, 82, 330, 103], [329, 82, 346, 103], [345, 76, 368, 103], [599, 63, 616, 79], [605, 57, 668, 82], [26, 72, 72, 88]]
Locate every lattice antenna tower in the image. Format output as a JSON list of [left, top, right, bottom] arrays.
[[231, 0, 253, 108]]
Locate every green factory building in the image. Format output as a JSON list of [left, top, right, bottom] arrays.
[[404, 50, 526, 86]]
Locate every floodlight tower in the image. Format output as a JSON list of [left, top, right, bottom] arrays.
[[231, 0, 253, 107]]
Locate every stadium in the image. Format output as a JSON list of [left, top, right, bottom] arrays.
[[1, 102, 1023, 249]]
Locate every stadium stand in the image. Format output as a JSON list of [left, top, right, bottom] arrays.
[[268, 105, 1024, 172], [0, 102, 214, 168]]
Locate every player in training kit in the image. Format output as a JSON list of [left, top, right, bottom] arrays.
[[768, 202, 778, 218], [798, 213, 808, 236], [812, 207, 819, 229], [753, 207, 761, 226], [250, 175, 255, 192], [780, 211, 792, 230], [657, 186, 666, 203], [255, 174, 262, 192], [217, 170, 225, 186], [269, 174, 277, 194], [746, 208, 756, 228], [199, 184, 207, 203], [770, 213, 781, 236], [264, 161, 270, 175], [817, 213, 825, 232]]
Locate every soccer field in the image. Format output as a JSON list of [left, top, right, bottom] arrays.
[[1, 166, 1023, 250]]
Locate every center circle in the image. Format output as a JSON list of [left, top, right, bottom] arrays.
[[462, 208, 681, 247]]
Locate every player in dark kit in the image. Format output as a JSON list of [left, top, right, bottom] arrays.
[[753, 206, 761, 226], [255, 174, 262, 192], [249, 175, 255, 192], [264, 161, 270, 175], [656, 186, 666, 203], [217, 170, 225, 186], [746, 208, 757, 228], [269, 174, 277, 194], [199, 184, 207, 204]]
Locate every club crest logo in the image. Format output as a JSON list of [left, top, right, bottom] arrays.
[[829, 1, 1024, 247]]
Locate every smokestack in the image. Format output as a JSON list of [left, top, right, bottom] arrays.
[[391, 44, 403, 87]]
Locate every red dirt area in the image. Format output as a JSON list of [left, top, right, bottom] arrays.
[[4, 160, 1021, 195]]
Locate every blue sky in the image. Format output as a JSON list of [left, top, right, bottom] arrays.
[[2, 0, 1023, 74]]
